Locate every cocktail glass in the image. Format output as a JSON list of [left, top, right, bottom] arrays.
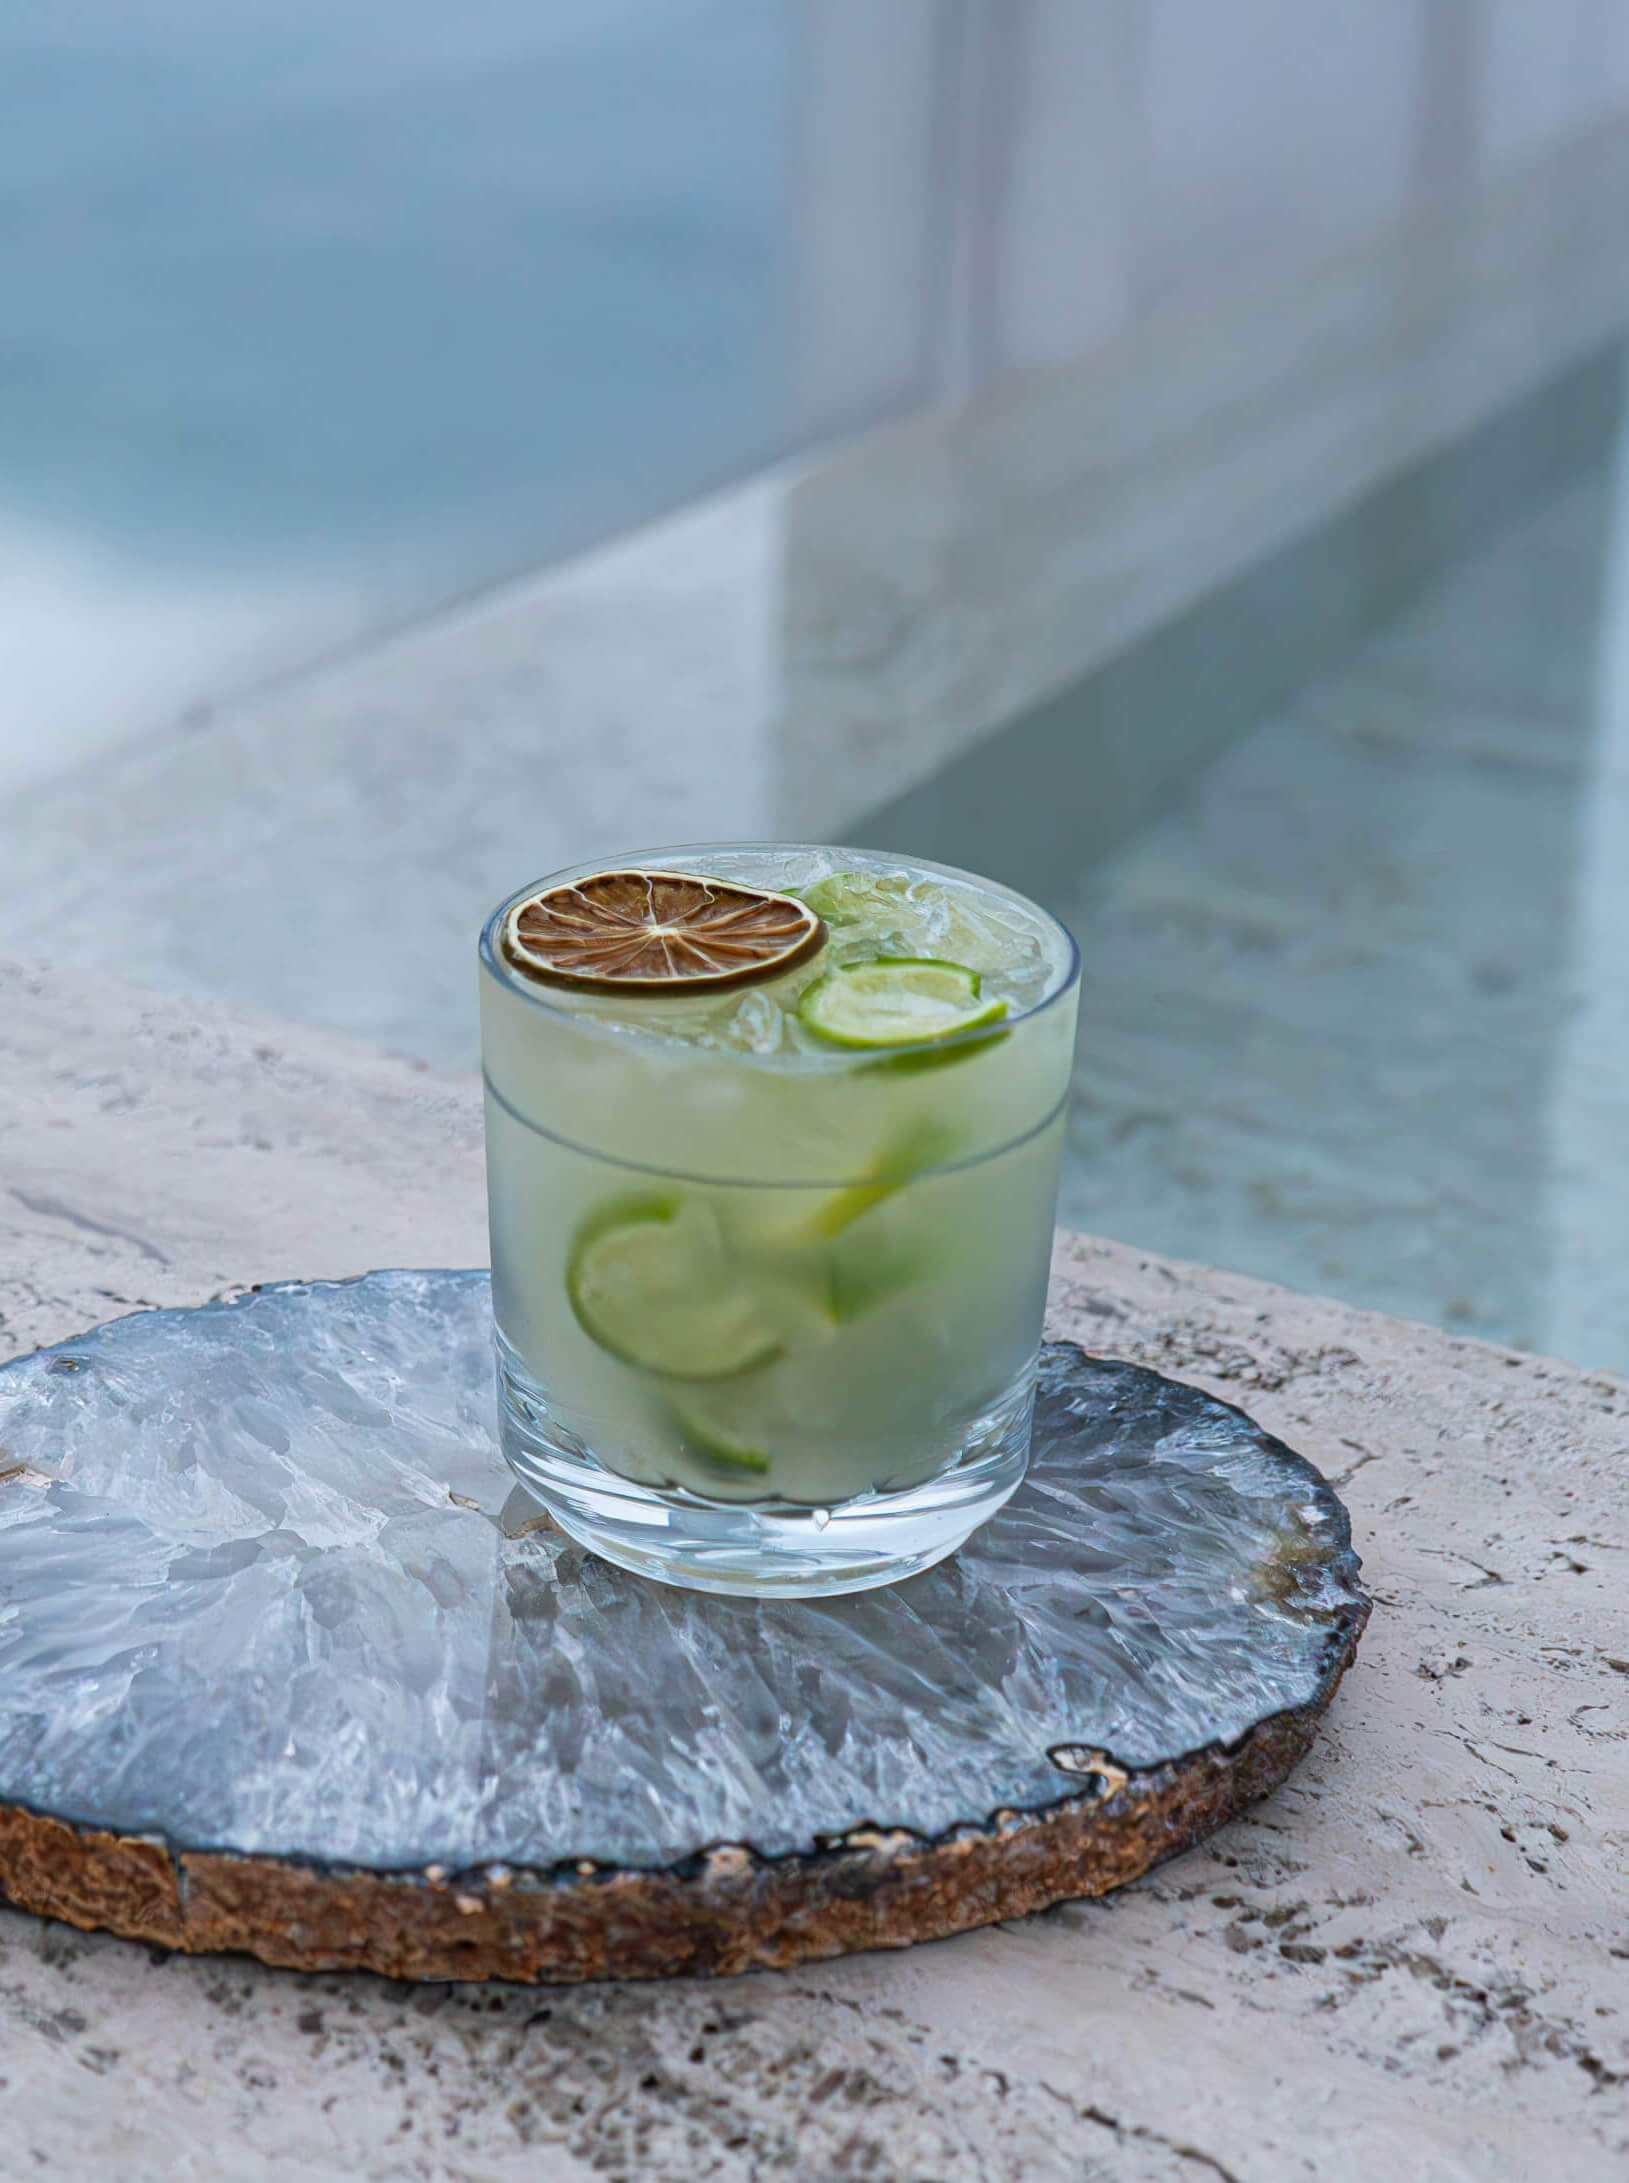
[[479, 843, 1080, 1596]]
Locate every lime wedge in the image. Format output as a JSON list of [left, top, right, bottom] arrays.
[[566, 1196, 781, 1380], [797, 957, 1006, 1050], [669, 1405, 772, 1476]]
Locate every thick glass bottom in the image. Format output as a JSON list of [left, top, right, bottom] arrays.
[[496, 1345, 1036, 1598]]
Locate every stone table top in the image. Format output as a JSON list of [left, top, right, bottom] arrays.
[[0, 954, 1624, 2182]]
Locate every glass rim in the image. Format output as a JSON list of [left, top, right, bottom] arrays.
[[478, 839, 1082, 1069]]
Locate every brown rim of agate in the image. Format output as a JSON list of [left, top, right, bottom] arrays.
[[501, 870, 828, 996], [0, 1600, 1367, 1985]]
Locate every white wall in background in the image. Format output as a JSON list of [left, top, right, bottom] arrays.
[[788, 0, 946, 436], [857, 0, 1629, 400], [1126, 0, 1422, 317], [956, 0, 1137, 378], [1479, 0, 1629, 170]]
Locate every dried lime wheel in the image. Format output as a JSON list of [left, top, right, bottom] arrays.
[[502, 870, 826, 993]]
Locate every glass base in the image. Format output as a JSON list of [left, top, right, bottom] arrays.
[[495, 1348, 1035, 1598]]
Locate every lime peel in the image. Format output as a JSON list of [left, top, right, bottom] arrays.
[[803, 1115, 960, 1240], [670, 1407, 772, 1476], [566, 1196, 782, 1381], [797, 956, 1007, 1051]]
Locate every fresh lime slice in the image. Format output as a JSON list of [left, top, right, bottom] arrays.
[[669, 1406, 772, 1477], [797, 957, 1006, 1051], [566, 1196, 781, 1380], [859, 1025, 1009, 1078]]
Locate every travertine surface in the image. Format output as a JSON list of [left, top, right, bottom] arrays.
[[0, 956, 1624, 2181]]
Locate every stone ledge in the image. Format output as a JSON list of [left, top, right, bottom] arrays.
[[1, 956, 1624, 2181]]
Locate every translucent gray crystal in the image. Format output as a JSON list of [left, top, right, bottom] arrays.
[[0, 1273, 1364, 1870]]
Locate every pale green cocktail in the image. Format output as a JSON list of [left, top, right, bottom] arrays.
[[479, 844, 1080, 1596]]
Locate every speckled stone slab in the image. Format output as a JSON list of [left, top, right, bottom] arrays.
[[0, 1271, 1367, 1981]]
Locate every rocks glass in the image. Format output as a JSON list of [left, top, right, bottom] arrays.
[[479, 844, 1079, 1595]]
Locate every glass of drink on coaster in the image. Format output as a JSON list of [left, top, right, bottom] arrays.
[[478, 843, 1081, 1596]]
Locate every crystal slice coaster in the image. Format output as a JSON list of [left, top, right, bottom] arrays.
[[0, 1272, 1368, 1981]]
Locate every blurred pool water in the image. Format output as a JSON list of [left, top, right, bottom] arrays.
[[0, 0, 791, 782]]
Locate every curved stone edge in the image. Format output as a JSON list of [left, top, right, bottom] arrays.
[[0, 1607, 1366, 1984]]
